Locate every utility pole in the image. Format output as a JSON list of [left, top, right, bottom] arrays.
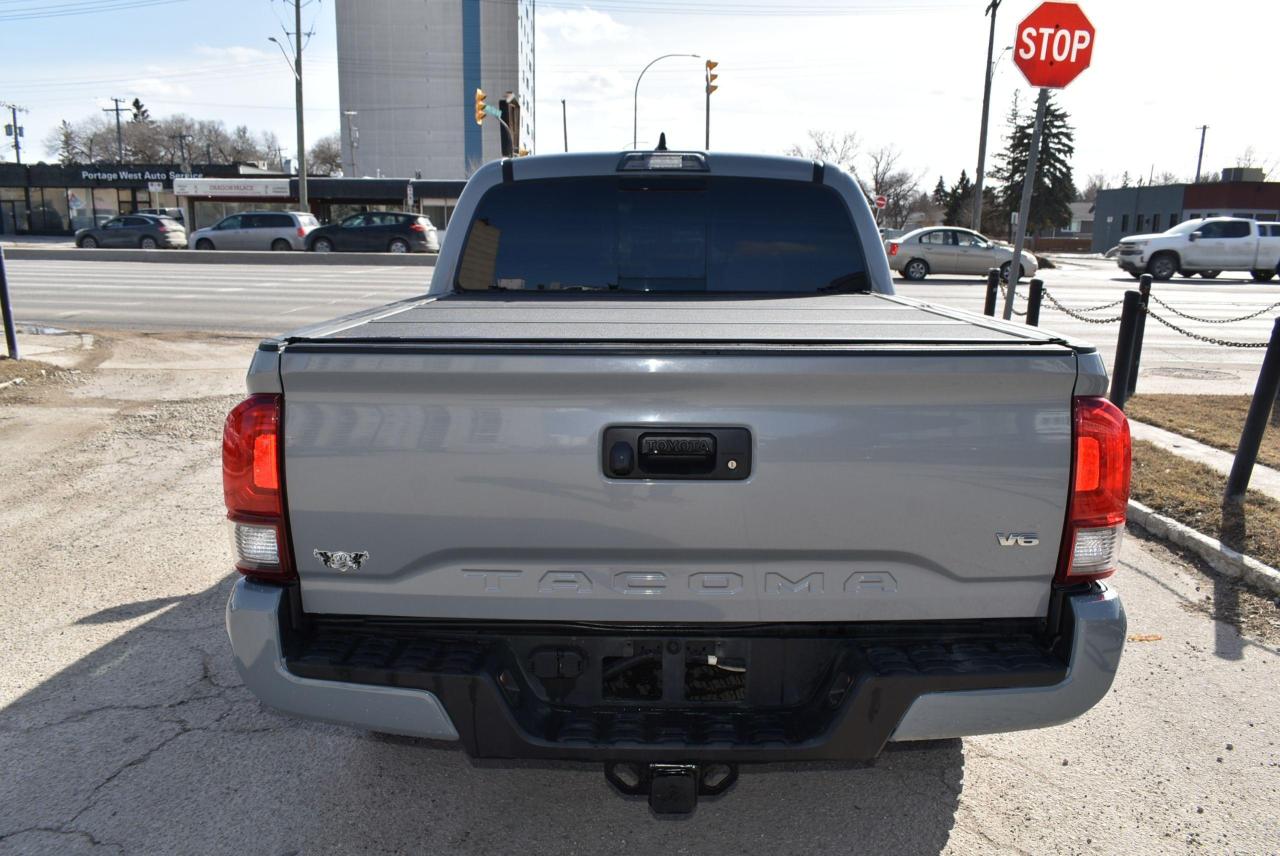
[[972, 0, 1000, 231], [270, 1, 308, 209], [2, 103, 27, 164], [343, 110, 359, 176], [293, 0, 307, 210], [1194, 125, 1208, 183], [169, 133, 194, 170], [103, 97, 127, 161], [561, 99, 567, 152]]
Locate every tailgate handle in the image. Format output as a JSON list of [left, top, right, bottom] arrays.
[[603, 427, 751, 480]]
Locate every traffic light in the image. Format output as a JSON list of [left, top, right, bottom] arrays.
[[705, 60, 719, 95], [474, 89, 487, 126]]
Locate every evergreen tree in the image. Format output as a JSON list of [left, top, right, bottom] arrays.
[[943, 170, 972, 225], [932, 175, 948, 207], [990, 92, 1077, 235], [130, 98, 150, 123]]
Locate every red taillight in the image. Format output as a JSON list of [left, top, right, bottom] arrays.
[[409, 222, 426, 232], [222, 394, 295, 581], [888, 242, 899, 256], [156, 223, 167, 233], [296, 226, 306, 237], [1055, 396, 1131, 585]]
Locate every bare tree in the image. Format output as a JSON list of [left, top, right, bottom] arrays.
[[308, 133, 342, 176], [860, 145, 923, 229], [785, 130, 860, 174], [1079, 172, 1107, 202]]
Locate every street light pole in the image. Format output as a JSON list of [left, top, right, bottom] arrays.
[[632, 53, 699, 150], [343, 110, 359, 176], [971, 0, 1001, 231]]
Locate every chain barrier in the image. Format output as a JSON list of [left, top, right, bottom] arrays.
[[995, 280, 1273, 345], [1037, 287, 1124, 324], [1142, 308, 1271, 349], [1147, 294, 1280, 325], [993, 283, 1028, 316]]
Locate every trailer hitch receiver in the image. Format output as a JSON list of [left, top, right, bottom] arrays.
[[604, 762, 738, 813]]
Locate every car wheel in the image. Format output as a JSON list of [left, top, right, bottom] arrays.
[[1199, 270, 1221, 279], [388, 238, 410, 254], [271, 239, 292, 252], [139, 236, 158, 250], [1249, 269, 1276, 282], [1147, 253, 1178, 281], [79, 236, 98, 249], [999, 261, 1028, 283], [195, 239, 215, 251], [312, 237, 334, 253], [903, 259, 929, 281]]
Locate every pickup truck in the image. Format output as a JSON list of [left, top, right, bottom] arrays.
[[1116, 216, 1280, 281], [224, 150, 1130, 813]]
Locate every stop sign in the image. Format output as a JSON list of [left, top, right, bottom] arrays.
[[874, 195, 887, 209], [1014, 2, 1095, 89]]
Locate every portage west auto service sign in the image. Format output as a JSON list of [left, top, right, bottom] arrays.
[[1014, 2, 1095, 89]]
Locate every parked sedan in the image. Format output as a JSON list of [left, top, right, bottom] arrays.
[[306, 212, 440, 254], [189, 211, 318, 251], [887, 227, 1037, 282], [75, 214, 187, 249]]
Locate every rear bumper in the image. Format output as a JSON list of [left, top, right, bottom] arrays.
[[226, 579, 1124, 757]]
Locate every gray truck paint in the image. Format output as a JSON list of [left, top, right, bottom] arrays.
[[280, 339, 1082, 622], [890, 584, 1126, 740], [225, 577, 458, 740], [225, 576, 1124, 744]]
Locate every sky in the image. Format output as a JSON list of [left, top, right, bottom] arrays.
[[2, 0, 1278, 189]]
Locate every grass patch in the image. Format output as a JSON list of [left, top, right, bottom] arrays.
[[1131, 440, 1280, 571], [1126, 394, 1280, 470]]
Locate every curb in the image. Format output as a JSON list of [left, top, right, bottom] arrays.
[[2, 247, 436, 266], [1126, 499, 1280, 597]]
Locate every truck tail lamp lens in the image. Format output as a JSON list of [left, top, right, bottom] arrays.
[[409, 222, 426, 232], [296, 226, 306, 238], [223, 394, 295, 581], [1057, 396, 1131, 584], [888, 242, 899, 256]]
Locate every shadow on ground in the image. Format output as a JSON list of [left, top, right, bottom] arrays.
[[0, 578, 964, 855]]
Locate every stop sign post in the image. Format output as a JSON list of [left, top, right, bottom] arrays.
[[1001, 2, 1094, 321]]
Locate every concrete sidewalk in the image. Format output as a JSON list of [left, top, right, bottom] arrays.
[[1129, 419, 1280, 502]]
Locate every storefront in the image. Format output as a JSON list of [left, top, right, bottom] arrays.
[[173, 176, 466, 231], [0, 163, 270, 236]]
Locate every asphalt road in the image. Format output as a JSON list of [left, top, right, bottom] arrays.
[[6, 256, 1279, 393], [0, 331, 1276, 854]]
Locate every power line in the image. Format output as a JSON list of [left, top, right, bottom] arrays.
[[0, 0, 191, 21]]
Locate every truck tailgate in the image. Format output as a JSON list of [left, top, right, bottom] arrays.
[[280, 339, 1078, 622]]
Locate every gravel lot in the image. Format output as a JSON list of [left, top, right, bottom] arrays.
[[0, 331, 1277, 855]]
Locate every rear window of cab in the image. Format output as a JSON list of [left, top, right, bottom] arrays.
[[454, 176, 868, 295]]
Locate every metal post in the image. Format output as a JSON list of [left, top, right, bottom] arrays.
[[1127, 274, 1152, 397], [972, 0, 1000, 231], [632, 53, 699, 150], [983, 268, 999, 317], [294, 0, 308, 212], [1109, 291, 1142, 409], [1026, 278, 1044, 326], [561, 99, 568, 152], [1194, 125, 1208, 184], [0, 246, 19, 360], [1003, 88, 1049, 320], [1225, 318, 1280, 502]]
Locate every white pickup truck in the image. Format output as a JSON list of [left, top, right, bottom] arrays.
[[1115, 216, 1280, 281]]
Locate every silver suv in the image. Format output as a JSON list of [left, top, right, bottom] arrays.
[[190, 211, 318, 251]]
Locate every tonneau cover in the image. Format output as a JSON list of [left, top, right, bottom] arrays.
[[275, 293, 1087, 350]]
